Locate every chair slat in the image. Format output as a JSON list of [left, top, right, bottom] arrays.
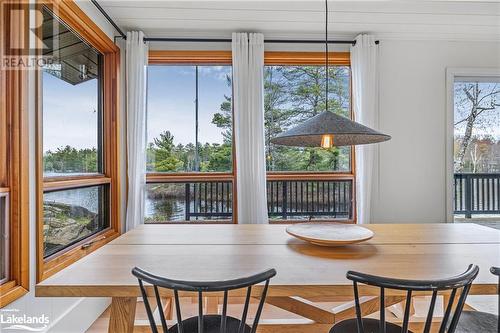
[[220, 290, 228, 333], [139, 280, 159, 333], [379, 287, 385, 333], [439, 289, 457, 333], [174, 289, 184, 333], [239, 286, 252, 333], [401, 290, 412, 333], [447, 285, 472, 333], [198, 291, 204, 333], [251, 280, 270, 333], [154, 285, 169, 332], [353, 282, 364, 333], [423, 290, 438, 333]]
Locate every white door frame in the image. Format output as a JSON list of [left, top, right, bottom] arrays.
[[445, 67, 500, 223]]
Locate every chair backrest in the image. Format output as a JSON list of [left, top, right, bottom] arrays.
[[491, 266, 500, 330], [132, 267, 277, 333], [345, 264, 479, 333]]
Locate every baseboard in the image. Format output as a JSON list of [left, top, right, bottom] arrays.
[[47, 297, 111, 333]]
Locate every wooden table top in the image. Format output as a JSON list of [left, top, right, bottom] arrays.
[[36, 224, 500, 298], [110, 223, 500, 245]]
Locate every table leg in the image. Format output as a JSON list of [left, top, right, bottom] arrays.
[[108, 297, 137, 333]]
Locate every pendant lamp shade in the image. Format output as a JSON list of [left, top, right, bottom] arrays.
[[270, 111, 391, 147]]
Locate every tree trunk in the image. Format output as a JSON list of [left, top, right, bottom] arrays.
[[457, 107, 476, 171]]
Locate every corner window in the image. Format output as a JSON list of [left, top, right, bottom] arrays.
[[37, 4, 120, 281]]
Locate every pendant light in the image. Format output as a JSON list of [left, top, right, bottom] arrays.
[[270, 0, 390, 148]]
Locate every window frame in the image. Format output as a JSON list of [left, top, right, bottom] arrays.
[[35, 0, 121, 282], [264, 52, 356, 223], [0, 0, 30, 307], [0, 192, 9, 285], [147, 50, 356, 224], [445, 67, 500, 222]]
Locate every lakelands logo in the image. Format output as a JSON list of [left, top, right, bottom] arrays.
[[0, 309, 49, 332]]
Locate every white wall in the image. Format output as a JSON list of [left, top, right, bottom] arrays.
[[372, 40, 500, 223], [2, 2, 124, 332]]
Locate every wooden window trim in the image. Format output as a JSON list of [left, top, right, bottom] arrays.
[[0, 0, 30, 308], [147, 50, 356, 223], [35, 0, 121, 282]]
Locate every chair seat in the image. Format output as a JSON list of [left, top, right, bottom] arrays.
[[330, 318, 414, 333], [167, 315, 251, 333], [455, 311, 498, 333]]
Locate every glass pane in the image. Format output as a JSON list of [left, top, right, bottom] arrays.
[[264, 65, 351, 172], [147, 65, 233, 173], [41, 7, 103, 177], [453, 79, 500, 221], [43, 186, 108, 258], [0, 195, 7, 283], [145, 182, 233, 223]]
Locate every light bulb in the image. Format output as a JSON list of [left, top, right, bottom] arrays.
[[321, 134, 334, 148]]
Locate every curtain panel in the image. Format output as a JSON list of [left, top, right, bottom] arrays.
[[232, 32, 269, 224], [125, 31, 148, 231], [351, 34, 379, 224]]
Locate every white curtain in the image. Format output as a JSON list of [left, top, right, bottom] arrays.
[[351, 34, 379, 224], [232, 33, 268, 224], [125, 31, 148, 231]]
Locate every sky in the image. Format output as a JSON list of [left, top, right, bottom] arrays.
[[147, 65, 232, 146], [43, 71, 99, 152], [454, 81, 500, 140]]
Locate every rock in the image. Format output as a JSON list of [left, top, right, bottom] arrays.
[[43, 202, 99, 253]]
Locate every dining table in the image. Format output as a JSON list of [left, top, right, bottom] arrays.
[[35, 223, 500, 333]]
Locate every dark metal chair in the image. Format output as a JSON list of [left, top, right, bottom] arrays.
[[330, 265, 479, 333], [131, 267, 277, 333], [456, 266, 499, 333]]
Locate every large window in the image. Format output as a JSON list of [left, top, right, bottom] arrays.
[[146, 52, 234, 223], [145, 51, 355, 223], [264, 53, 355, 222], [0, 0, 29, 307], [37, 3, 120, 281], [452, 75, 500, 221]]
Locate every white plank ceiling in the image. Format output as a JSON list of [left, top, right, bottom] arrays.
[[92, 0, 500, 42]]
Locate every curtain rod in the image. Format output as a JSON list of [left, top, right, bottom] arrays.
[[91, 0, 379, 46], [143, 37, 380, 45]]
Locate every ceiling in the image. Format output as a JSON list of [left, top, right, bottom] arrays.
[[95, 0, 500, 42]]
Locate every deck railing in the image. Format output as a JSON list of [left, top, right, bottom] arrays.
[[454, 173, 500, 218], [183, 179, 353, 221], [266, 180, 353, 219]]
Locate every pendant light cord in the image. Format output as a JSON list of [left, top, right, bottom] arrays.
[[325, 0, 329, 112]]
